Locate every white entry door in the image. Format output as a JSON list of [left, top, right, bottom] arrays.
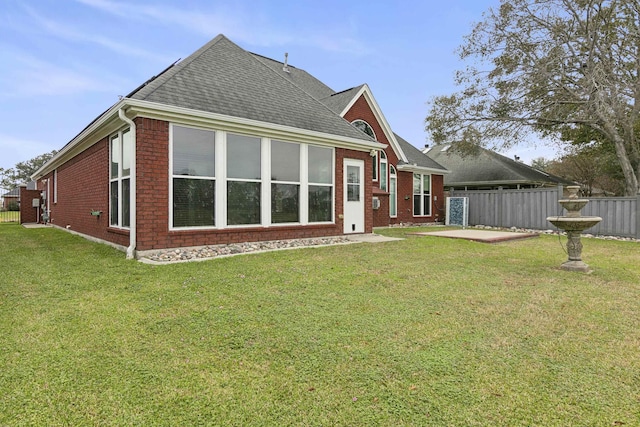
[[343, 159, 365, 234]]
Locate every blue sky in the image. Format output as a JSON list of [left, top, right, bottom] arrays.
[[0, 0, 558, 175]]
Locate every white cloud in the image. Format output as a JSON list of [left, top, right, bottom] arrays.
[[0, 48, 125, 98], [74, 0, 371, 54], [20, 6, 174, 63]]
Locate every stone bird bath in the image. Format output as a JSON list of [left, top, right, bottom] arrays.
[[547, 186, 602, 272]]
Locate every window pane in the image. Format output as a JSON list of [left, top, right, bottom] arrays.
[[390, 176, 397, 216], [227, 181, 261, 225], [227, 134, 261, 180], [271, 183, 299, 223], [173, 126, 215, 177], [173, 178, 215, 227], [413, 173, 421, 195], [122, 178, 130, 227], [110, 181, 119, 225], [122, 129, 132, 177], [308, 146, 332, 183], [348, 184, 360, 202], [309, 185, 332, 222], [111, 135, 120, 178], [380, 162, 387, 191], [423, 194, 430, 216], [347, 165, 360, 184], [271, 141, 300, 182], [422, 174, 431, 194], [413, 195, 421, 216]]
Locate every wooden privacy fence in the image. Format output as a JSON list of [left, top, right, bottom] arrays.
[[450, 186, 640, 239]]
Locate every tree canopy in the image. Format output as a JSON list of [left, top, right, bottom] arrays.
[[426, 0, 640, 195], [0, 151, 57, 191]]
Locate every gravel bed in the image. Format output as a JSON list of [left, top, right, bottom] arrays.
[[139, 236, 352, 264], [472, 224, 640, 243]]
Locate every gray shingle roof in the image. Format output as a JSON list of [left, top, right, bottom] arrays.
[[130, 35, 372, 142], [319, 85, 364, 114], [395, 133, 447, 171], [425, 145, 574, 186]]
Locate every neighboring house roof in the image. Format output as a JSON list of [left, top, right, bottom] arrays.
[[1, 181, 36, 198], [425, 145, 573, 188], [2, 188, 20, 198], [394, 134, 447, 173]]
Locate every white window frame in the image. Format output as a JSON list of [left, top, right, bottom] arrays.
[[307, 144, 335, 224], [225, 132, 263, 227], [379, 151, 388, 191], [389, 165, 397, 217], [413, 172, 432, 217], [109, 128, 131, 229], [168, 125, 335, 230], [169, 124, 218, 230]]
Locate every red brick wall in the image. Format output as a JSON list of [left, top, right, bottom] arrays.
[[19, 188, 41, 224], [372, 192, 390, 227], [134, 118, 374, 251], [45, 116, 376, 252], [46, 138, 130, 247], [341, 95, 446, 226]]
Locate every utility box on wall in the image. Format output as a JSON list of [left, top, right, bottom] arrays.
[[446, 197, 469, 227]]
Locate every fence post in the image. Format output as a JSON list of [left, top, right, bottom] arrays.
[[636, 190, 640, 239], [497, 186, 503, 227]]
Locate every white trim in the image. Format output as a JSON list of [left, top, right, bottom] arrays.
[[128, 99, 385, 152], [338, 84, 408, 163], [32, 97, 385, 181], [53, 169, 58, 204], [397, 164, 450, 175]]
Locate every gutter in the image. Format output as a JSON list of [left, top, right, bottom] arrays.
[[118, 108, 137, 260]]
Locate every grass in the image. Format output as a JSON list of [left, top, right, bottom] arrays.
[[0, 223, 638, 426]]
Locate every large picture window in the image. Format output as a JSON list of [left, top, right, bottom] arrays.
[[271, 140, 300, 223], [308, 145, 333, 222], [172, 125, 216, 228], [169, 125, 335, 229], [110, 128, 132, 228], [413, 173, 431, 217], [227, 133, 261, 225]]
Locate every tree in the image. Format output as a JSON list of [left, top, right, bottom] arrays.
[[426, 0, 640, 196], [0, 151, 57, 190], [531, 157, 552, 171]]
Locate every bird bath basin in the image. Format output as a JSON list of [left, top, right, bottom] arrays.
[[546, 186, 601, 272]]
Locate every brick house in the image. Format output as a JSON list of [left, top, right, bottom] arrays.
[[32, 35, 447, 258]]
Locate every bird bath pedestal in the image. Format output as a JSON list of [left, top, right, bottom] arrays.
[[547, 186, 602, 272]]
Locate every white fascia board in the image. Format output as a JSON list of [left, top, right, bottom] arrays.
[[338, 84, 408, 163], [31, 98, 386, 180], [126, 99, 386, 152], [397, 164, 450, 174]]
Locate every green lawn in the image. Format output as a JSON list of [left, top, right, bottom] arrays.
[[1, 223, 638, 426]]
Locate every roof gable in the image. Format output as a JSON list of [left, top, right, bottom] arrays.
[[335, 85, 408, 163]]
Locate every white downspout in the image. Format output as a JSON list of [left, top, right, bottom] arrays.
[[118, 108, 137, 259]]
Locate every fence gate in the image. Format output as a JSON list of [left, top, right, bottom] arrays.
[[1, 186, 21, 223]]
